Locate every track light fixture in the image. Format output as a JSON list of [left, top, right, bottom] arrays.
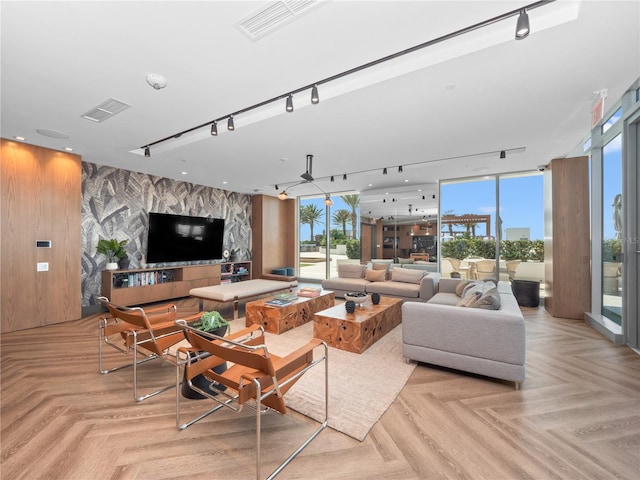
[[398, 166, 403, 173], [330, 176, 334, 182], [432, 194, 436, 199], [286, 94, 294, 112], [144, 146, 150, 157], [515, 9, 530, 40], [275, 185, 279, 190], [343, 174, 347, 181], [210, 121, 217, 136], [311, 85, 319, 104], [227, 116, 235, 131], [500, 150, 506, 159], [383, 199, 386, 203], [383, 168, 387, 175]]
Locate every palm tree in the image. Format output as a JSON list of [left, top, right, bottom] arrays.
[[300, 204, 324, 242], [340, 194, 359, 239], [332, 209, 352, 237]]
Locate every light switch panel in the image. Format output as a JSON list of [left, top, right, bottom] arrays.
[[37, 262, 49, 272]]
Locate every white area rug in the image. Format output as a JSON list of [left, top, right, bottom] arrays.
[[228, 318, 415, 441]]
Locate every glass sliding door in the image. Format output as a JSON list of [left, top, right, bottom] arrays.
[[498, 173, 545, 288], [440, 177, 496, 279], [298, 192, 360, 281], [298, 195, 329, 281], [602, 133, 623, 324]]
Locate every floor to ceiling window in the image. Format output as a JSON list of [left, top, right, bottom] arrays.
[[298, 192, 360, 281], [439, 173, 543, 285], [583, 80, 640, 347]]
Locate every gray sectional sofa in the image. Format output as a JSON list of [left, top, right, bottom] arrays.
[[401, 277, 526, 388], [321, 263, 440, 302]]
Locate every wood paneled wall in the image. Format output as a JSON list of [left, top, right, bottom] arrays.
[[251, 194, 297, 277], [1, 140, 82, 332], [544, 156, 591, 319]]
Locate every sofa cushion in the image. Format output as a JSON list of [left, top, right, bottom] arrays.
[[391, 268, 425, 284], [462, 281, 485, 297], [322, 277, 369, 292], [338, 264, 365, 279], [398, 257, 414, 264], [366, 280, 420, 298], [364, 268, 386, 282]]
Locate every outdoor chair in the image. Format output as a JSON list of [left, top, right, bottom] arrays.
[[474, 259, 497, 280], [176, 320, 328, 480], [506, 260, 521, 281], [98, 296, 198, 402], [447, 257, 471, 279]]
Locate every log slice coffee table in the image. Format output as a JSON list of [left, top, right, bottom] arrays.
[[313, 296, 402, 354], [245, 289, 335, 334]]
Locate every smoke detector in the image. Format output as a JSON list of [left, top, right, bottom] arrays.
[[146, 73, 167, 90]]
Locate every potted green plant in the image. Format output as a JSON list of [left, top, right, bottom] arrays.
[[96, 238, 128, 270], [193, 310, 230, 336]]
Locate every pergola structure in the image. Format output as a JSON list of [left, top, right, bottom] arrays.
[[441, 214, 492, 238]]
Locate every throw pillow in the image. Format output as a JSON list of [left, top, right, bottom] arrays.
[[337, 264, 365, 279], [470, 286, 501, 310], [398, 257, 414, 264], [391, 268, 425, 284], [372, 262, 390, 280], [462, 281, 484, 298], [364, 268, 386, 282], [456, 291, 481, 307], [455, 280, 472, 297]]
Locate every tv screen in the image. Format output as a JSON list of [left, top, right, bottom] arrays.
[[146, 212, 225, 264]]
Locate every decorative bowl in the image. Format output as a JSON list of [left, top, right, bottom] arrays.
[[344, 292, 369, 305]]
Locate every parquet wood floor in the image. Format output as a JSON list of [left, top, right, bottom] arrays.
[[1, 298, 639, 479]]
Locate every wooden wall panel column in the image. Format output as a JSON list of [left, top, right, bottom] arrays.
[[1, 140, 81, 332], [251, 194, 296, 278], [544, 156, 591, 319]]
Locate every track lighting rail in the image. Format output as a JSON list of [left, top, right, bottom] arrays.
[[140, 0, 553, 154]]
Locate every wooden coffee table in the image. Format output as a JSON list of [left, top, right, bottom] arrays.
[[245, 290, 335, 334], [313, 297, 402, 354]]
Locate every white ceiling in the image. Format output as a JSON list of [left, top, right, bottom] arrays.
[[2, 1, 638, 220]]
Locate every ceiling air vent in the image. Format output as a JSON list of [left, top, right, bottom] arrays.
[[81, 98, 131, 123], [235, 0, 325, 41]]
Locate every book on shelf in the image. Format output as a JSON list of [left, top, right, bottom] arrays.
[[297, 287, 321, 297], [273, 292, 298, 301], [264, 298, 292, 307]]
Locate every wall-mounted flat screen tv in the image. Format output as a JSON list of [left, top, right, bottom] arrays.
[[146, 212, 225, 264]]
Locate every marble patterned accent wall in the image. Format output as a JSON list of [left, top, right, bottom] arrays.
[[81, 162, 252, 307]]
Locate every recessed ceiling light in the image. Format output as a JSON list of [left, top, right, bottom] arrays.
[[222, 181, 228, 184], [404, 179, 409, 182], [181, 171, 187, 175], [64, 147, 73, 152], [14, 136, 26, 141]]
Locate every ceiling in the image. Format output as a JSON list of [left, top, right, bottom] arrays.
[[2, 1, 638, 221]]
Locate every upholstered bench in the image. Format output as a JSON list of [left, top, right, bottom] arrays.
[[190, 279, 298, 319]]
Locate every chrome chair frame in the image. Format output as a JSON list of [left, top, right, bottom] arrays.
[[175, 320, 328, 480], [98, 296, 188, 402]]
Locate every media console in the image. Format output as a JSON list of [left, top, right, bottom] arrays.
[[101, 261, 252, 306]]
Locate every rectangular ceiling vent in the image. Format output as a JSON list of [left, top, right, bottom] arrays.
[[81, 97, 131, 123], [235, 0, 326, 41]]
